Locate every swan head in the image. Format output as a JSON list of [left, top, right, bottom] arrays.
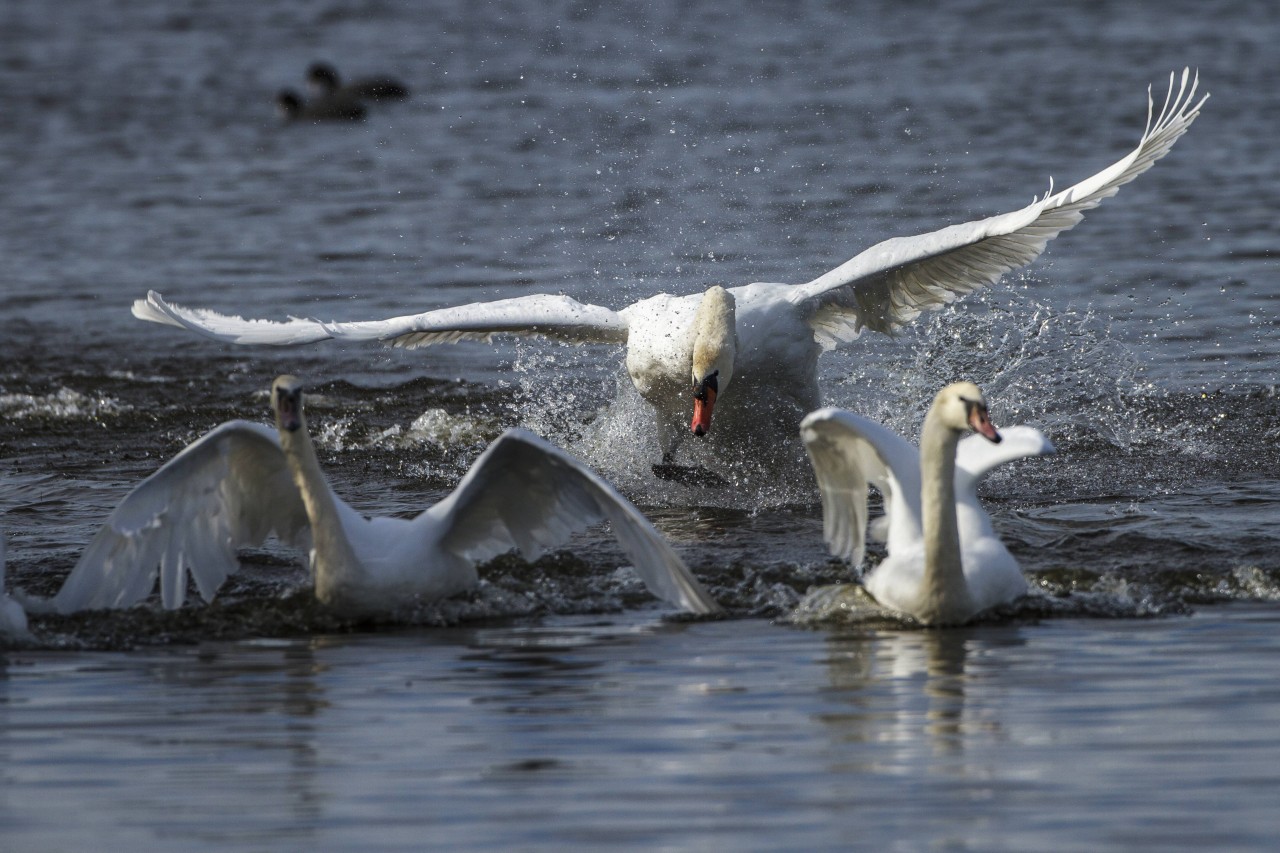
[[272, 375, 306, 433], [690, 286, 737, 437], [932, 381, 1001, 443]]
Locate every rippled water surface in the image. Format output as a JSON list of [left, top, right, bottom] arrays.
[[1, 0, 1278, 849]]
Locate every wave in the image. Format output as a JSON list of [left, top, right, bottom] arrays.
[[0, 387, 131, 421], [13, 547, 1280, 651]]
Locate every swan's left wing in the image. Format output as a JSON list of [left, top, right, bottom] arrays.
[[47, 421, 309, 613], [429, 429, 719, 614], [133, 291, 629, 348], [800, 408, 922, 567], [955, 425, 1055, 500], [788, 70, 1206, 348]]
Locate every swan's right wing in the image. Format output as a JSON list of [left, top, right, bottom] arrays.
[[429, 429, 719, 614], [133, 291, 629, 348], [49, 421, 309, 613], [800, 408, 922, 566], [955, 425, 1055, 499], [788, 70, 1206, 346]]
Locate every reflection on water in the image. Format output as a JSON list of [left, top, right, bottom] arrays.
[[0, 0, 1277, 848], [831, 630, 975, 757], [0, 640, 330, 848], [6, 610, 1280, 850]]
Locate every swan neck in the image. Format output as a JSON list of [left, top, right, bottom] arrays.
[[279, 419, 365, 600], [918, 413, 972, 622], [691, 286, 736, 385]]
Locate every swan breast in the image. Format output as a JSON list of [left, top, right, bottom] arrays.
[[621, 292, 701, 400]]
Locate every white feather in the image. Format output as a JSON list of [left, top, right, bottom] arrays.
[[132, 72, 1204, 470], [40, 395, 719, 617], [801, 400, 1054, 624]]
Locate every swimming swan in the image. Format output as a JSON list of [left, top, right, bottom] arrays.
[[136, 71, 1203, 474], [800, 382, 1054, 625], [43, 376, 720, 617]]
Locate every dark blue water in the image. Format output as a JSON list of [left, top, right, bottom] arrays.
[[1, 0, 1278, 849]]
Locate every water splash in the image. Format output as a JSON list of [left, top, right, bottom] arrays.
[[0, 387, 130, 421]]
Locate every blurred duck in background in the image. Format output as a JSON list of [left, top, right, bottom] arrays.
[[307, 61, 409, 101], [275, 88, 365, 122]]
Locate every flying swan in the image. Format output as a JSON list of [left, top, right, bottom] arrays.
[[800, 382, 1054, 625], [39, 376, 720, 617], [134, 71, 1204, 478]]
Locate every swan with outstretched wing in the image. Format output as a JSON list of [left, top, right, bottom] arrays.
[[37, 377, 719, 617], [135, 71, 1204, 481], [801, 383, 1054, 625]]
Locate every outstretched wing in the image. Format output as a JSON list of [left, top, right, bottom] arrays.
[[133, 291, 629, 348], [132, 292, 335, 345], [800, 408, 922, 567], [789, 69, 1207, 348], [49, 421, 309, 613], [951, 424, 1055, 546], [956, 425, 1056, 495], [427, 429, 719, 614]]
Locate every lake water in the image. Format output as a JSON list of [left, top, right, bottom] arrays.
[[1, 0, 1278, 849]]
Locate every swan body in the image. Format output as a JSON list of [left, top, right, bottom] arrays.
[[44, 376, 719, 617], [138, 71, 1204, 472], [800, 383, 1054, 625]]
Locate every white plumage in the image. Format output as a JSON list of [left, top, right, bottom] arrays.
[[133, 71, 1205, 473], [801, 383, 1055, 625], [43, 376, 720, 617]]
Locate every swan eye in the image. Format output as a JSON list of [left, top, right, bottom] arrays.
[[960, 397, 987, 424], [693, 370, 719, 401]]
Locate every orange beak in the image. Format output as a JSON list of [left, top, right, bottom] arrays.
[[967, 402, 1001, 443], [691, 371, 719, 437]]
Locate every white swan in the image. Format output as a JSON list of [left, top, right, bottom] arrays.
[[135, 71, 1204, 476], [43, 376, 720, 617], [800, 382, 1054, 625], [0, 537, 31, 640]]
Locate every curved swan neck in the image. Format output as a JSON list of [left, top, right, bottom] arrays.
[[691, 286, 737, 386], [918, 410, 973, 623], [277, 407, 366, 603]]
